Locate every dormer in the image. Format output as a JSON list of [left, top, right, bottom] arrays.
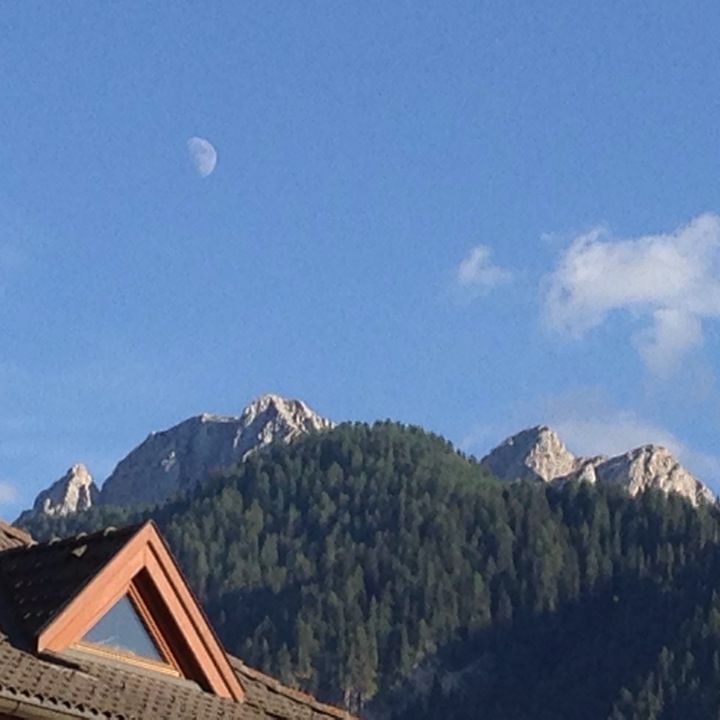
[[0, 521, 244, 701]]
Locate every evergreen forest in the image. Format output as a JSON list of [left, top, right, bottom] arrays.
[[20, 422, 720, 720]]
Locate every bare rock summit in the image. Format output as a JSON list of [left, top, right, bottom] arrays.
[[236, 393, 334, 453], [482, 426, 579, 483], [593, 445, 714, 506], [98, 394, 334, 507], [17, 394, 334, 520], [17, 464, 98, 524], [482, 427, 714, 506]]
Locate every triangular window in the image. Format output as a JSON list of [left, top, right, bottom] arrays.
[[38, 522, 244, 699], [74, 589, 179, 676], [82, 594, 164, 662]]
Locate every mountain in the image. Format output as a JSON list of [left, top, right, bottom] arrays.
[[591, 444, 713, 503], [22, 411, 715, 524], [481, 426, 580, 483], [481, 425, 714, 506], [20, 394, 334, 518], [100, 393, 334, 507], [16, 421, 720, 720], [16, 464, 98, 525]]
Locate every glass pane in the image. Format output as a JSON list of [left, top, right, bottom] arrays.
[[82, 595, 164, 662]]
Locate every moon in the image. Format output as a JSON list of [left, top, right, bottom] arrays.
[[187, 137, 217, 177]]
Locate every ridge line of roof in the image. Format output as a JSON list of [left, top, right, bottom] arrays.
[[0, 523, 144, 557], [0, 523, 148, 643]]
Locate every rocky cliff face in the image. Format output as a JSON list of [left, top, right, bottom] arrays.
[[18, 394, 334, 519], [17, 464, 98, 524], [592, 445, 714, 505], [19, 402, 714, 522], [99, 394, 334, 507], [482, 426, 579, 483], [482, 426, 714, 506]]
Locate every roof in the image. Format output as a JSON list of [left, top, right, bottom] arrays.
[[232, 658, 350, 720], [0, 523, 356, 720], [28, 522, 245, 701], [0, 525, 138, 638], [0, 522, 33, 552]]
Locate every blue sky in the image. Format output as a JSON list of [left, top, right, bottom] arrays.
[[2, 1, 720, 516]]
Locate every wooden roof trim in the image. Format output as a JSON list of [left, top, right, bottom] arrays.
[[142, 527, 245, 701], [36, 522, 244, 702], [36, 528, 147, 650]]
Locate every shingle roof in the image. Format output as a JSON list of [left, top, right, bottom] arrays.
[[232, 658, 350, 720], [0, 522, 32, 552], [0, 525, 139, 638], [0, 525, 357, 720], [0, 636, 251, 720]]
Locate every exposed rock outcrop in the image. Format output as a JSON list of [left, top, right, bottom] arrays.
[[99, 394, 334, 507], [482, 427, 714, 506], [18, 401, 713, 522], [17, 394, 334, 520], [17, 464, 98, 524], [592, 445, 714, 506], [482, 426, 579, 483]]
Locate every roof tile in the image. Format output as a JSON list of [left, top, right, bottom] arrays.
[[0, 522, 32, 552], [0, 525, 140, 638]]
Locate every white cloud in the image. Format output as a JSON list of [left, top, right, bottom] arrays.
[[0, 482, 18, 504], [456, 245, 511, 295], [544, 213, 720, 374], [635, 308, 703, 376]]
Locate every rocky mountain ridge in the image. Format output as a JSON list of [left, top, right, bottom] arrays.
[[100, 393, 334, 507], [481, 425, 714, 506], [18, 394, 334, 520], [17, 464, 98, 525], [18, 409, 714, 523]]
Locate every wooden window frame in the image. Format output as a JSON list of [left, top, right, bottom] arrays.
[[71, 583, 181, 677]]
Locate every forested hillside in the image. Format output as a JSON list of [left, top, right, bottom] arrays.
[[20, 422, 720, 719]]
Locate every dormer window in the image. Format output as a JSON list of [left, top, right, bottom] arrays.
[[83, 593, 161, 658], [0, 522, 245, 701]]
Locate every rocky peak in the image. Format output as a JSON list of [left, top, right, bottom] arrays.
[[18, 464, 98, 524], [237, 393, 335, 456], [482, 429, 714, 506], [482, 425, 579, 483], [98, 394, 334, 507], [593, 444, 715, 505]]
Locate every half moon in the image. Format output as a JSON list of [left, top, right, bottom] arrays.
[[187, 137, 218, 177]]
